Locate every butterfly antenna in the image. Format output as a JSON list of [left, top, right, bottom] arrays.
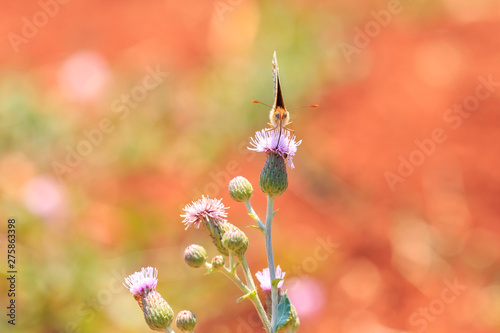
[[288, 104, 319, 111], [252, 100, 273, 108]]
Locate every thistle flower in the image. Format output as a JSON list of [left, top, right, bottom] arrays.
[[124, 267, 174, 331], [123, 267, 158, 298], [181, 196, 232, 255], [181, 195, 228, 230], [249, 129, 301, 197], [255, 265, 286, 292], [248, 129, 301, 169]]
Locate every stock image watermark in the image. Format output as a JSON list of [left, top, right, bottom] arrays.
[[409, 278, 467, 332], [287, 236, 337, 284], [213, 0, 243, 21], [339, 0, 407, 63], [64, 268, 125, 333], [52, 65, 169, 181], [7, 0, 72, 53], [191, 140, 257, 200], [385, 74, 499, 191], [6, 218, 17, 326]]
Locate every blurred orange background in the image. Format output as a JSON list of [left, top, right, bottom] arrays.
[[1, 0, 500, 332]]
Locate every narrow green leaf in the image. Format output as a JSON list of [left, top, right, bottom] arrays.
[[248, 213, 259, 221], [271, 278, 283, 288], [276, 293, 292, 330], [273, 208, 280, 216], [236, 290, 256, 303]]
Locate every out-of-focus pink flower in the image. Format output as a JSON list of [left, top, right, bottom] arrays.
[[58, 50, 111, 103], [255, 265, 285, 292], [287, 277, 326, 318], [23, 175, 66, 219]]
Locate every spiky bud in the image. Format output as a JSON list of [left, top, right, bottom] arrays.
[[228, 176, 253, 202], [175, 310, 197, 331], [211, 255, 225, 269], [183, 244, 207, 268], [141, 290, 174, 331], [222, 227, 248, 257], [259, 153, 288, 197]]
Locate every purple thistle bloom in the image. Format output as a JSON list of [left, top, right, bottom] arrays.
[[248, 129, 301, 168], [181, 195, 228, 230], [255, 265, 286, 292], [123, 266, 158, 297]]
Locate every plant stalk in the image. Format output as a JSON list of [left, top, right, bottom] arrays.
[[264, 196, 278, 332]]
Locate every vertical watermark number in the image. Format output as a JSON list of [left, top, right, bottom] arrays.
[[6, 218, 17, 325]]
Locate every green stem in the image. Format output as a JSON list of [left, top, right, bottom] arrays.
[[229, 251, 235, 272], [264, 196, 278, 332], [240, 255, 257, 290], [165, 327, 174, 333], [244, 200, 265, 230], [206, 263, 247, 291], [206, 262, 271, 333], [240, 255, 271, 332], [249, 293, 272, 333]]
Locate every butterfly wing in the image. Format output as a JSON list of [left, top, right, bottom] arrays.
[[270, 51, 287, 129], [272, 51, 286, 111]]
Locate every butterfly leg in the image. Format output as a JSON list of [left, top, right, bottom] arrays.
[[265, 124, 277, 132], [283, 123, 294, 133]]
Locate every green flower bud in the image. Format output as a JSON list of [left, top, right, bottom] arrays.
[[141, 290, 174, 331], [183, 244, 207, 268], [222, 227, 248, 257], [211, 255, 225, 269], [259, 153, 288, 197], [175, 310, 197, 331], [228, 176, 253, 202]]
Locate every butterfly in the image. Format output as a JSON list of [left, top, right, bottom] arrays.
[[253, 51, 318, 146]]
